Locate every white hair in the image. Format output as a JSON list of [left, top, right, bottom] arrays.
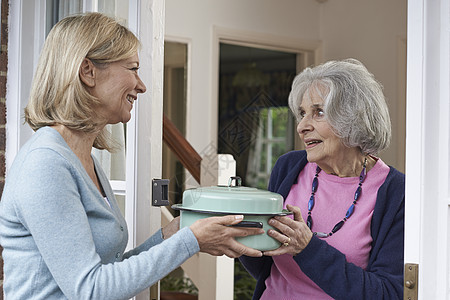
[[288, 58, 391, 155]]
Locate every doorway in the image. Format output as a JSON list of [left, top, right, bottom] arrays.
[[218, 43, 306, 188]]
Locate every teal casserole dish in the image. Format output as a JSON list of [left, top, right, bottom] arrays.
[[172, 177, 292, 251]]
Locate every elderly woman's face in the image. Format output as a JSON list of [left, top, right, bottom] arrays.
[[297, 87, 346, 167], [90, 53, 147, 124]]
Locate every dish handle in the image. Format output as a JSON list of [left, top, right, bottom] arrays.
[[230, 221, 263, 228], [228, 176, 242, 187]]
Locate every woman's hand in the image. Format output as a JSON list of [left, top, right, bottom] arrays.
[[162, 216, 181, 239], [263, 204, 313, 256], [190, 215, 264, 258]]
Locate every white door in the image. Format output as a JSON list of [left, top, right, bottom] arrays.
[[405, 0, 450, 298]]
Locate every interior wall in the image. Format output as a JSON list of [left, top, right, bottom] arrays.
[[165, 0, 321, 159], [165, 0, 407, 171], [319, 0, 407, 170]]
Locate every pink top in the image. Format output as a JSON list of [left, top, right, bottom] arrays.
[[261, 158, 390, 299]]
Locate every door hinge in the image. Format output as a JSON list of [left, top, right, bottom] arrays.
[[404, 263, 418, 300]]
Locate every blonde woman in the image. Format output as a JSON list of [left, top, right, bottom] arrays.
[[0, 13, 263, 299]]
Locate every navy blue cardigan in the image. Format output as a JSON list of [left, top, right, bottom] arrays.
[[240, 150, 404, 299]]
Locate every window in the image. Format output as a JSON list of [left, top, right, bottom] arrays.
[[246, 107, 294, 189], [43, 0, 131, 215], [45, 0, 83, 35]]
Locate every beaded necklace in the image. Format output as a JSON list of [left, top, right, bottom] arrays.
[[306, 157, 367, 238]]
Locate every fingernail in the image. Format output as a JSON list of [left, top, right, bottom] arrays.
[[235, 215, 244, 220], [269, 219, 274, 225]]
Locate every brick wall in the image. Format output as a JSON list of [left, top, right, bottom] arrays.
[[0, 0, 8, 298]]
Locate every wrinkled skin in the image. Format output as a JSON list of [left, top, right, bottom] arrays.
[[162, 215, 264, 258], [263, 204, 313, 257]]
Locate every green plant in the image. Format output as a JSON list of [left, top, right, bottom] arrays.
[[159, 260, 256, 299], [234, 259, 256, 300], [160, 274, 198, 295]]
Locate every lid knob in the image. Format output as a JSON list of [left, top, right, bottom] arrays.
[[228, 176, 242, 187]]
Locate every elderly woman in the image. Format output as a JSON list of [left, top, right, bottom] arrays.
[[240, 59, 404, 299], [0, 13, 263, 300]]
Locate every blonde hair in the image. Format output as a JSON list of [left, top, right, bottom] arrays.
[[25, 12, 140, 150]]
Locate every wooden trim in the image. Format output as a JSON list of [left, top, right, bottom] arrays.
[[163, 114, 201, 183]]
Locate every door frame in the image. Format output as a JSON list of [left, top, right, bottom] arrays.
[[405, 0, 450, 298], [211, 26, 322, 149]]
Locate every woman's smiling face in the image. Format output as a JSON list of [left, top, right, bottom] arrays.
[[296, 86, 347, 169], [90, 53, 147, 124]]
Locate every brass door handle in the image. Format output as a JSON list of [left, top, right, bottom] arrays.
[[405, 280, 415, 289]]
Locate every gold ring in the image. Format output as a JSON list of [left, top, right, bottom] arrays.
[[283, 242, 289, 247], [283, 237, 291, 247]]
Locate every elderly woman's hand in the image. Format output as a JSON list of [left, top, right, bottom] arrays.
[[263, 204, 313, 256], [190, 215, 264, 258]]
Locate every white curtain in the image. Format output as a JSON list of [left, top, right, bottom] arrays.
[[91, 124, 127, 214], [45, 0, 126, 182], [46, 0, 82, 36], [92, 124, 126, 182], [46, 0, 127, 212], [58, 0, 82, 17]]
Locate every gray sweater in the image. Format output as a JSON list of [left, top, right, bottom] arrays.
[[0, 126, 199, 299]]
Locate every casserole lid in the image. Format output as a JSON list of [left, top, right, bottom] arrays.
[[173, 177, 287, 215]]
